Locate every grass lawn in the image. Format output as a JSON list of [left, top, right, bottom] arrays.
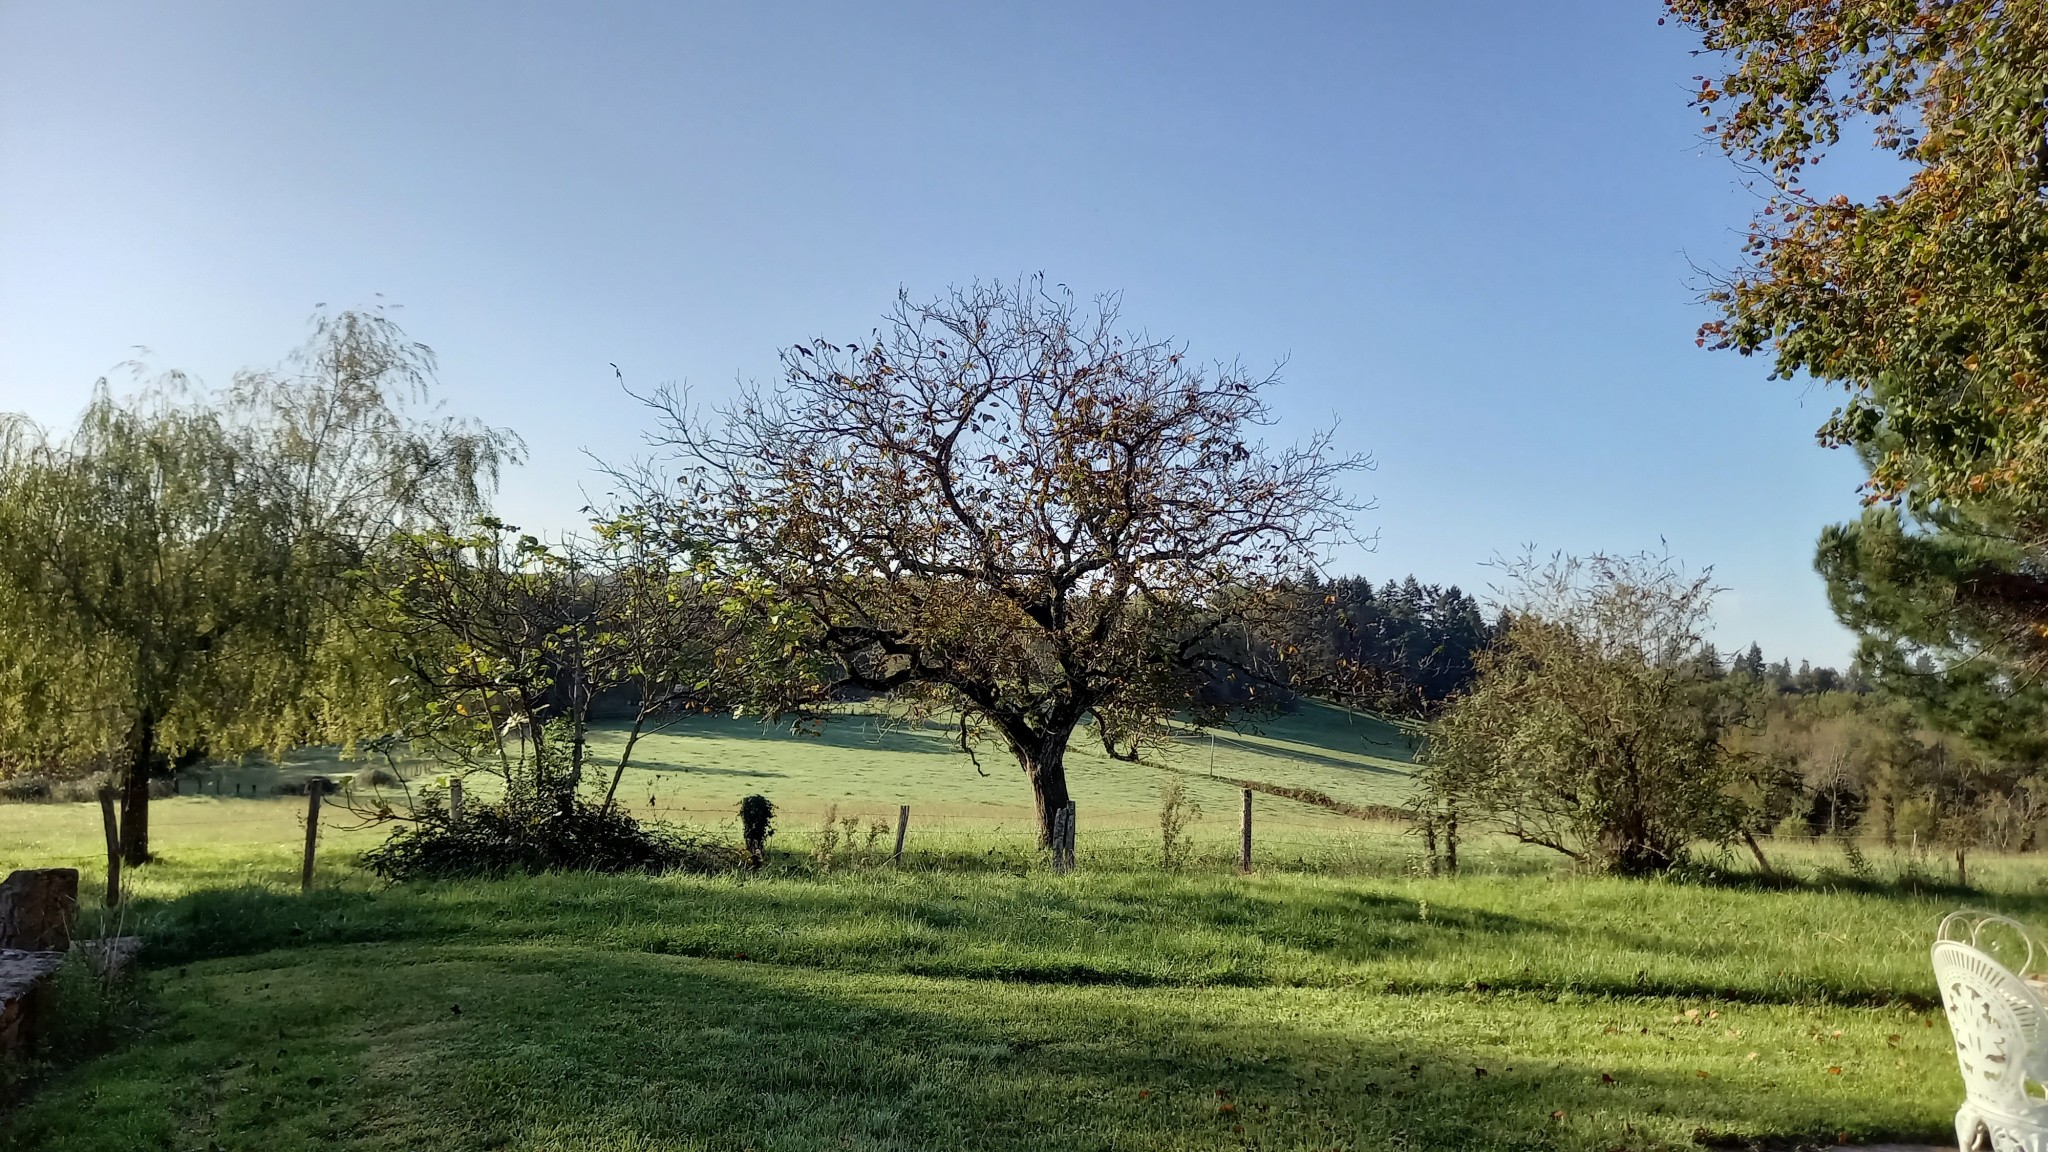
[[0, 706, 2017, 1151]]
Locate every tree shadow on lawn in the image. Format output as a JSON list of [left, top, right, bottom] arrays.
[[103, 870, 1946, 1011], [0, 943, 1956, 1152], [643, 764, 787, 779], [125, 870, 1549, 986], [1200, 734, 1412, 778], [611, 713, 970, 759]]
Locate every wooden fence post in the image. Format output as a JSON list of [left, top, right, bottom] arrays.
[[449, 778, 465, 823], [301, 777, 327, 893], [1063, 801, 1077, 871], [893, 804, 909, 865], [1239, 788, 1253, 874], [1050, 806, 1070, 874], [96, 787, 122, 908]]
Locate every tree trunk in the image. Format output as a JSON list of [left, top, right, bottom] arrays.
[[120, 715, 162, 866], [1013, 728, 1074, 848], [1743, 830, 1774, 876]]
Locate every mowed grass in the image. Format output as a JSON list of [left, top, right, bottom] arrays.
[[0, 706, 2018, 1151]]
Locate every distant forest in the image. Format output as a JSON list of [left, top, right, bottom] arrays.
[[1256, 575, 1860, 719]]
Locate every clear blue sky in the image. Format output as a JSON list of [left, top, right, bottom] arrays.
[[0, 1, 1877, 665]]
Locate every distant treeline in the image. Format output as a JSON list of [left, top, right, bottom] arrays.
[[1716, 643, 1867, 696], [1238, 575, 1495, 718], [1241, 581, 1864, 720]]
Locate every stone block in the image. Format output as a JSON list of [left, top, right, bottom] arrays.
[[0, 947, 65, 1059], [0, 868, 77, 952]]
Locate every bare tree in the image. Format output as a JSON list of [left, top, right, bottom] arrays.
[[623, 278, 1367, 843]]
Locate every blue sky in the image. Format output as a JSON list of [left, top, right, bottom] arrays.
[[0, 2, 1881, 664]]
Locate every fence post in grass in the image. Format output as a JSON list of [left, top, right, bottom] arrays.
[[301, 777, 328, 893], [1050, 805, 1069, 874], [96, 786, 121, 908], [893, 804, 909, 865], [1239, 788, 1253, 874], [1064, 801, 1077, 871], [449, 777, 465, 823]]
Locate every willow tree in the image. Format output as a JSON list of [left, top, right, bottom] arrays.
[[0, 312, 513, 863], [629, 279, 1365, 843]]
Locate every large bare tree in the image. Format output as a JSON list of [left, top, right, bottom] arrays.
[[628, 279, 1366, 843]]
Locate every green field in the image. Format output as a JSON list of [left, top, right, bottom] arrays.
[[0, 704, 2013, 1151]]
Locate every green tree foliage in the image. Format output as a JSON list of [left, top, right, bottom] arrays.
[[1669, 2, 2048, 727], [1739, 688, 2045, 881], [0, 391, 295, 862], [1670, 0, 2048, 514], [1817, 507, 2048, 761], [1254, 575, 1496, 717], [364, 522, 736, 815], [626, 279, 1367, 844], [1417, 553, 1761, 875], [0, 313, 514, 862], [353, 520, 746, 878]]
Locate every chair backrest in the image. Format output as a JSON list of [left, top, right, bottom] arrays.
[[1935, 912, 2048, 1117]]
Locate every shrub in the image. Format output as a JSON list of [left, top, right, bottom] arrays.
[[360, 795, 730, 880], [1418, 552, 1760, 876], [740, 794, 775, 867], [1158, 773, 1199, 870], [811, 804, 842, 869], [0, 776, 102, 804]]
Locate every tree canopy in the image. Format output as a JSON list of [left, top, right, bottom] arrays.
[[0, 312, 515, 862], [1417, 553, 1763, 875], [1668, 1, 2048, 741], [626, 278, 1367, 842]]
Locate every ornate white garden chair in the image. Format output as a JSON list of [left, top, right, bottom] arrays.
[[1934, 911, 2048, 1152]]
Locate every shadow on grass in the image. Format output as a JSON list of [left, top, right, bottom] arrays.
[[0, 942, 1957, 1152], [119, 867, 1536, 978], [647, 764, 788, 779], [1689, 859, 2048, 919], [95, 865, 1959, 1012]]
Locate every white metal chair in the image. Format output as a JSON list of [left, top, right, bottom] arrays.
[[1934, 911, 2048, 1152]]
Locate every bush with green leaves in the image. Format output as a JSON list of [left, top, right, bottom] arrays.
[[360, 793, 729, 880], [1417, 552, 1764, 876]]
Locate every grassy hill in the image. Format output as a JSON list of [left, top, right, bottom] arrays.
[[1, 701, 1420, 883]]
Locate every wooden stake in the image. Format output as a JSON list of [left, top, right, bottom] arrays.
[[1050, 806, 1070, 874], [97, 786, 122, 908], [449, 777, 465, 823], [1239, 788, 1253, 874], [301, 778, 326, 893], [893, 804, 909, 865], [1063, 801, 1077, 871]]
